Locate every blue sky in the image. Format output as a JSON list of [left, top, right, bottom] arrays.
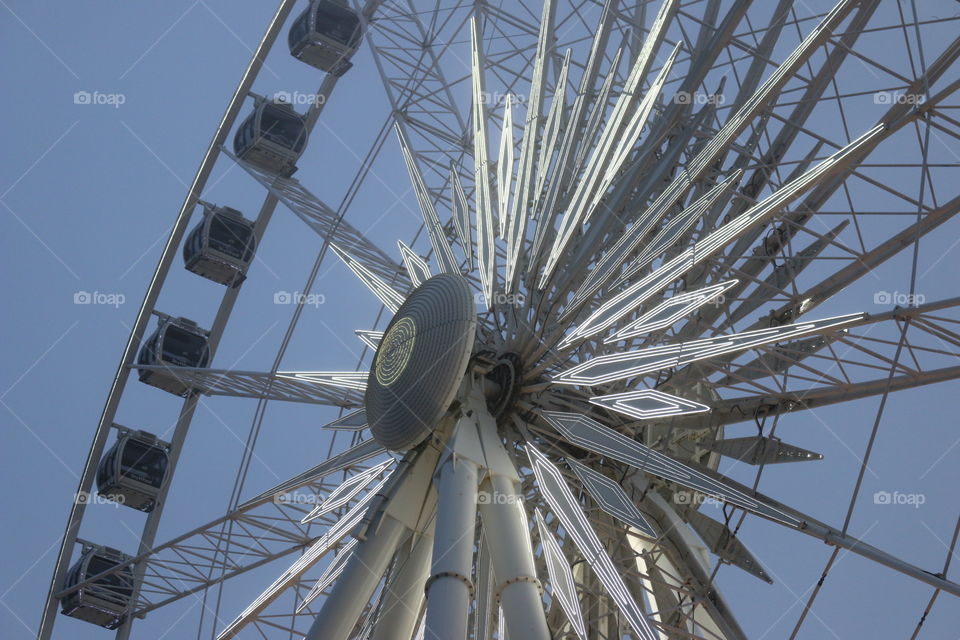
[[2, 1, 959, 639]]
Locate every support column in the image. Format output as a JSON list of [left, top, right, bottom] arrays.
[[473, 536, 496, 640], [424, 455, 478, 640], [370, 530, 433, 640], [305, 515, 407, 640], [479, 474, 550, 640]]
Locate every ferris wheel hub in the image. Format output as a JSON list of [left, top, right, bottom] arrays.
[[365, 273, 476, 451]]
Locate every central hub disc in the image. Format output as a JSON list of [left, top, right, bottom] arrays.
[[366, 273, 476, 451]]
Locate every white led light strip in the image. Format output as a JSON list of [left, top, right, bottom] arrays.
[[566, 458, 658, 539], [397, 241, 432, 288], [540, 411, 799, 527], [354, 330, 383, 352], [296, 537, 358, 612], [217, 470, 394, 639], [277, 371, 369, 391], [395, 124, 458, 275], [330, 244, 406, 313], [555, 313, 864, 385], [535, 510, 588, 640], [301, 459, 395, 524], [606, 280, 739, 342], [526, 442, 659, 640], [589, 389, 710, 420]]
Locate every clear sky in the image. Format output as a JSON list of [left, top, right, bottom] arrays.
[[2, 1, 959, 639]]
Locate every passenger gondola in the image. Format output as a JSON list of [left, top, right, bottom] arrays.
[[288, 0, 363, 76], [233, 97, 308, 177], [136, 316, 211, 396], [183, 203, 257, 287], [60, 545, 134, 629], [96, 429, 170, 512]]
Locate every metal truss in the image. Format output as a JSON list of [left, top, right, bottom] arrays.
[[55, 439, 388, 626], [225, 149, 407, 288], [131, 366, 366, 407]]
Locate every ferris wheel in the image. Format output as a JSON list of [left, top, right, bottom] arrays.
[[39, 0, 960, 639]]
